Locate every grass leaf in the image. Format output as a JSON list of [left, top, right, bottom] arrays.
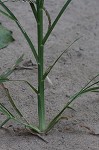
[[43, 37, 81, 79], [43, 7, 51, 29], [24, 80, 38, 94], [0, 117, 10, 128], [0, 77, 9, 83], [0, 0, 38, 62], [0, 9, 14, 20], [0, 54, 24, 79], [2, 84, 23, 117], [82, 86, 99, 94], [29, 2, 37, 22], [7, 79, 38, 94], [46, 73, 99, 133], [0, 103, 14, 118], [43, 0, 72, 44]]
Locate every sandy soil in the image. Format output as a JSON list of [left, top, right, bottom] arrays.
[[0, 0, 99, 149]]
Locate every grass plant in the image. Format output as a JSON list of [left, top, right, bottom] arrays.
[[0, 0, 99, 134]]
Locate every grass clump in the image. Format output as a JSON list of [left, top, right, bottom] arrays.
[[0, 0, 99, 134]]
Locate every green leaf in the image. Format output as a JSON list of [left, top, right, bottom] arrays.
[[82, 86, 99, 94], [3, 86, 23, 117], [0, 54, 24, 79], [15, 54, 24, 66], [46, 73, 99, 133], [0, 77, 9, 83], [0, 117, 10, 128], [0, 0, 38, 63], [0, 23, 14, 49], [0, 103, 14, 118], [0, 9, 14, 20], [91, 90, 99, 92], [0, 103, 40, 132], [43, 7, 51, 29], [24, 80, 38, 94], [29, 2, 37, 22], [45, 116, 61, 133], [9, 79, 38, 94], [43, 0, 72, 44], [43, 37, 81, 79], [67, 106, 75, 111]]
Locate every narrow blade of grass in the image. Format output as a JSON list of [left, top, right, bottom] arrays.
[[0, 9, 14, 20], [0, 77, 9, 83], [24, 80, 38, 94], [43, 7, 51, 29], [0, 1, 16, 19], [0, 104, 40, 133], [46, 73, 99, 133], [81, 86, 99, 94], [82, 78, 99, 92], [91, 90, 99, 92], [8, 79, 38, 94], [0, 89, 40, 132], [0, 0, 38, 62], [0, 54, 24, 79], [16, 21, 38, 63], [0, 103, 40, 133], [0, 117, 10, 128], [43, 37, 81, 79], [15, 54, 24, 65], [2, 84, 23, 117], [29, 2, 37, 22], [43, 0, 72, 44], [67, 106, 75, 111], [13, 117, 40, 133], [0, 103, 14, 118], [0, 55, 23, 82]]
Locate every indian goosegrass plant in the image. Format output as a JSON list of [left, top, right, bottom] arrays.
[[0, 0, 99, 134]]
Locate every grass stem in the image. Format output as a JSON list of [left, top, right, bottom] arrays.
[[37, 0, 45, 131]]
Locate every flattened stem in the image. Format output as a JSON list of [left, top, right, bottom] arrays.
[[37, 0, 45, 131]]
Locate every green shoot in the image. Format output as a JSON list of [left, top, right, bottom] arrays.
[[0, 0, 98, 134]]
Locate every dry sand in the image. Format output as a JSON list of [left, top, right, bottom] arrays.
[[0, 0, 99, 149]]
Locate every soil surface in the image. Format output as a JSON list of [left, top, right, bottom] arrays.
[[0, 0, 99, 149]]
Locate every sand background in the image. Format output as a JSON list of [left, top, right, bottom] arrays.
[[0, 0, 99, 149]]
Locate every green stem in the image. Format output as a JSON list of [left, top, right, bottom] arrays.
[[37, 0, 45, 131]]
